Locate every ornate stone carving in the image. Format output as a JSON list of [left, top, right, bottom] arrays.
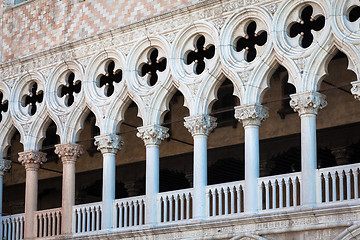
[[136, 125, 169, 146], [289, 92, 327, 116], [54, 143, 84, 164], [94, 134, 124, 154], [184, 115, 217, 136], [18, 151, 47, 170], [0, 159, 11, 176], [234, 104, 269, 127], [351, 81, 360, 101]]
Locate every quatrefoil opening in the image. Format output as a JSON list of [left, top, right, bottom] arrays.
[[58, 72, 81, 107], [0, 91, 8, 123], [288, 5, 325, 48], [348, 6, 360, 22], [185, 35, 215, 75], [97, 61, 122, 97], [139, 48, 167, 87], [22, 82, 43, 116], [234, 21, 267, 62]]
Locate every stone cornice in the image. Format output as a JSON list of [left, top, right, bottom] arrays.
[[234, 104, 269, 127], [54, 143, 84, 164], [94, 134, 124, 154], [184, 115, 217, 136], [137, 125, 169, 146], [290, 92, 327, 116]]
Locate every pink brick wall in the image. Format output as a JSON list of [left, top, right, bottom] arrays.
[[0, 0, 198, 62]]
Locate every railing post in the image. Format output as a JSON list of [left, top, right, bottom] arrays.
[[235, 104, 268, 213]]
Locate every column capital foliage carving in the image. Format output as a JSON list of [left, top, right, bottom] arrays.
[[54, 143, 84, 164], [0, 159, 11, 174], [94, 134, 124, 154], [137, 125, 169, 146], [18, 151, 47, 170], [351, 81, 360, 101], [184, 115, 217, 136], [290, 91, 327, 116], [234, 104, 269, 127]]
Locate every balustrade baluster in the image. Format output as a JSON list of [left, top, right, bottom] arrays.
[[140, 201, 144, 225], [39, 215, 43, 237], [129, 202, 134, 227], [15, 218, 19, 240], [11, 218, 15, 240], [4, 219, 7, 240], [164, 198, 168, 222], [346, 170, 352, 200], [119, 203, 124, 227], [124, 203, 128, 227], [175, 195, 179, 221], [170, 196, 174, 221], [272, 180, 277, 209], [230, 188, 235, 214], [82, 209, 86, 232], [265, 182, 270, 210], [219, 189, 223, 215], [86, 208, 91, 231], [355, 169, 359, 199], [76, 210, 81, 233], [186, 194, 191, 219], [57, 212, 61, 235], [133, 201, 138, 226], [258, 184, 263, 210], [181, 195, 185, 220], [286, 179, 291, 207], [224, 188, 229, 214], [325, 174, 330, 203], [20, 217, 24, 240], [331, 173, 337, 202], [279, 180, 284, 208], [339, 171, 344, 201], [294, 178, 298, 206], [212, 190, 216, 216]]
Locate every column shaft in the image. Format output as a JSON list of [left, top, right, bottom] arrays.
[[244, 125, 260, 212], [145, 145, 159, 224], [0, 173, 3, 217], [300, 114, 317, 205], [102, 152, 116, 229], [62, 162, 75, 233], [24, 165, 39, 238], [193, 135, 207, 219], [0, 159, 11, 217]]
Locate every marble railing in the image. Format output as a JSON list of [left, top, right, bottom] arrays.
[[3, 163, 360, 239], [157, 188, 193, 223], [317, 163, 360, 204], [0, 213, 24, 240], [258, 172, 302, 210], [35, 208, 61, 238], [206, 181, 245, 217], [73, 202, 102, 234], [114, 195, 145, 228]]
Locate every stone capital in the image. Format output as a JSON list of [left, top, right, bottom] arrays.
[[18, 151, 47, 171], [136, 125, 169, 146], [290, 92, 327, 116], [94, 134, 124, 154], [0, 159, 12, 176], [234, 104, 269, 127], [184, 115, 217, 136], [54, 143, 84, 164], [351, 80, 360, 101]]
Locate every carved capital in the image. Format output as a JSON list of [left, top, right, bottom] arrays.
[[55, 143, 84, 164], [94, 134, 124, 154], [184, 115, 217, 136], [18, 151, 47, 171], [136, 125, 169, 146], [0, 159, 11, 176], [290, 92, 327, 116], [351, 81, 360, 101], [234, 104, 269, 127]]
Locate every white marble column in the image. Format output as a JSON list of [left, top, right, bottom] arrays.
[[0, 159, 11, 217], [54, 143, 83, 235], [18, 151, 47, 239], [184, 115, 217, 219], [235, 104, 268, 213], [290, 91, 327, 206], [137, 125, 169, 224], [94, 134, 124, 229]]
